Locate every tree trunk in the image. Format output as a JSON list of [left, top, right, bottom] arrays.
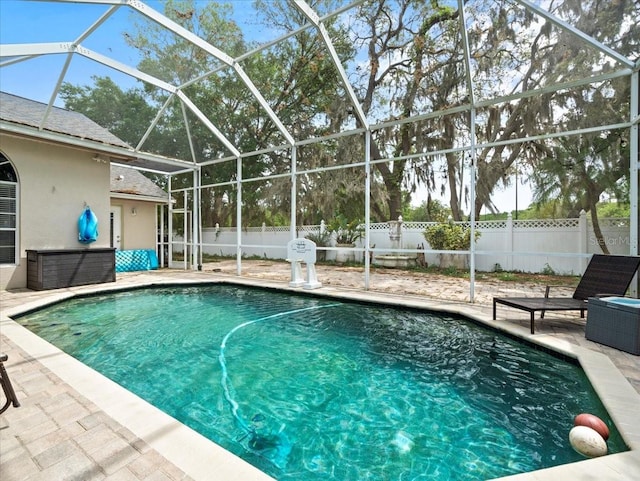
[[446, 151, 461, 220], [388, 188, 403, 221], [589, 201, 610, 255]]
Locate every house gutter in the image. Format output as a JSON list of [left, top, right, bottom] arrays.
[[0, 120, 195, 172], [110, 192, 169, 204]]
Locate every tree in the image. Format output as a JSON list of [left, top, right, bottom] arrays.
[[59, 0, 637, 230], [532, 130, 630, 254], [514, 0, 637, 251], [403, 197, 449, 222], [472, 0, 637, 221], [348, 0, 636, 223], [60, 77, 160, 148], [347, 0, 464, 220], [252, 0, 364, 225]]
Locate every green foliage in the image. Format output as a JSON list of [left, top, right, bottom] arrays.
[[328, 214, 364, 245], [442, 265, 461, 276], [59, 77, 160, 148], [403, 199, 450, 222], [305, 229, 331, 247], [541, 263, 556, 276], [597, 202, 630, 218], [480, 200, 631, 220], [262, 208, 289, 227], [423, 222, 480, 250], [496, 272, 518, 281], [531, 126, 630, 220]]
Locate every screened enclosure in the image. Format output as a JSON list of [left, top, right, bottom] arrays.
[[1, 0, 638, 299]]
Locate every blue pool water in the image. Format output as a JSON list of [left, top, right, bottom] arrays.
[[15, 285, 626, 480], [603, 297, 640, 308]]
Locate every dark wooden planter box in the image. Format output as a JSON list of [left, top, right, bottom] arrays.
[[27, 248, 116, 290]]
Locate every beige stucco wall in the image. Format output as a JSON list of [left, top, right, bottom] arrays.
[[0, 135, 111, 290], [110, 199, 158, 250]]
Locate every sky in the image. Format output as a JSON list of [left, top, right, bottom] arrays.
[[0, 0, 269, 105], [0, 0, 531, 213], [1, 0, 146, 104], [409, 170, 532, 214]]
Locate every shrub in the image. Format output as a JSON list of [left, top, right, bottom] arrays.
[[541, 263, 556, 275], [305, 230, 331, 261], [305, 230, 331, 247], [328, 214, 364, 245], [423, 222, 480, 250]]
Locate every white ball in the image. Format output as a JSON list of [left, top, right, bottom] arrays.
[[569, 425, 607, 458]]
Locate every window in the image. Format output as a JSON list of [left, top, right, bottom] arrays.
[[0, 153, 18, 264]]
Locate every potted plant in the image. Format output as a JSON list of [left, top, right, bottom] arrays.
[[423, 220, 480, 269], [328, 214, 364, 246], [305, 229, 331, 261], [328, 214, 364, 263]]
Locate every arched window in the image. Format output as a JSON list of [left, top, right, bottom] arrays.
[[0, 153, 18, 264]]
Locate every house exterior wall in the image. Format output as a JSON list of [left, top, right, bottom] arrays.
[[0, 135, 111, 290], [110, 198, 157, 250]]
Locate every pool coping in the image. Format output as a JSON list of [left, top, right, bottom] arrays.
[[2, 276, 639, 481]]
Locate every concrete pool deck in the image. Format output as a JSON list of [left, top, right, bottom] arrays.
[[1, 262, 639, 480]]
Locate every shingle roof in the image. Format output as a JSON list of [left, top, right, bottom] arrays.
[[0, 91, 130, 148], [111, 164, 167, 200], [0, 92, 166, 200]]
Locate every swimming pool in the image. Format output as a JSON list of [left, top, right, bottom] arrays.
[[14, 284, 626, 480]]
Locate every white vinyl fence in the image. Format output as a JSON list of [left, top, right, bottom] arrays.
[[172, 211, 631, 275]]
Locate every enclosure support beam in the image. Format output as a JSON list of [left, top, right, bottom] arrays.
[[236, 156, 243, 276], [41, 51, 74, 131], [168, 176, 173, 268], [137, 95, 175, 152], [290, 146, 298, 241], [630, 67, 639, 294], [459, 0, 476, 302], [364, 130, 371, 290], [192, 168, 201, 270], [515, 0, 633, 69], [292, 0, 369, 129], [129, 0, 295, 147], [182, 191, 188, 271]]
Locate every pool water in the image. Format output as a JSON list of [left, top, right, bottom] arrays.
[[16, 285, 626, 480]]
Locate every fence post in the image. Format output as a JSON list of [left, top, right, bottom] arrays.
[[506, 213, 513, 271]]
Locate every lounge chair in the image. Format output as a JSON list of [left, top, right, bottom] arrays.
[[0, 353, 20, 414], [493, 254, 640, 334]]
